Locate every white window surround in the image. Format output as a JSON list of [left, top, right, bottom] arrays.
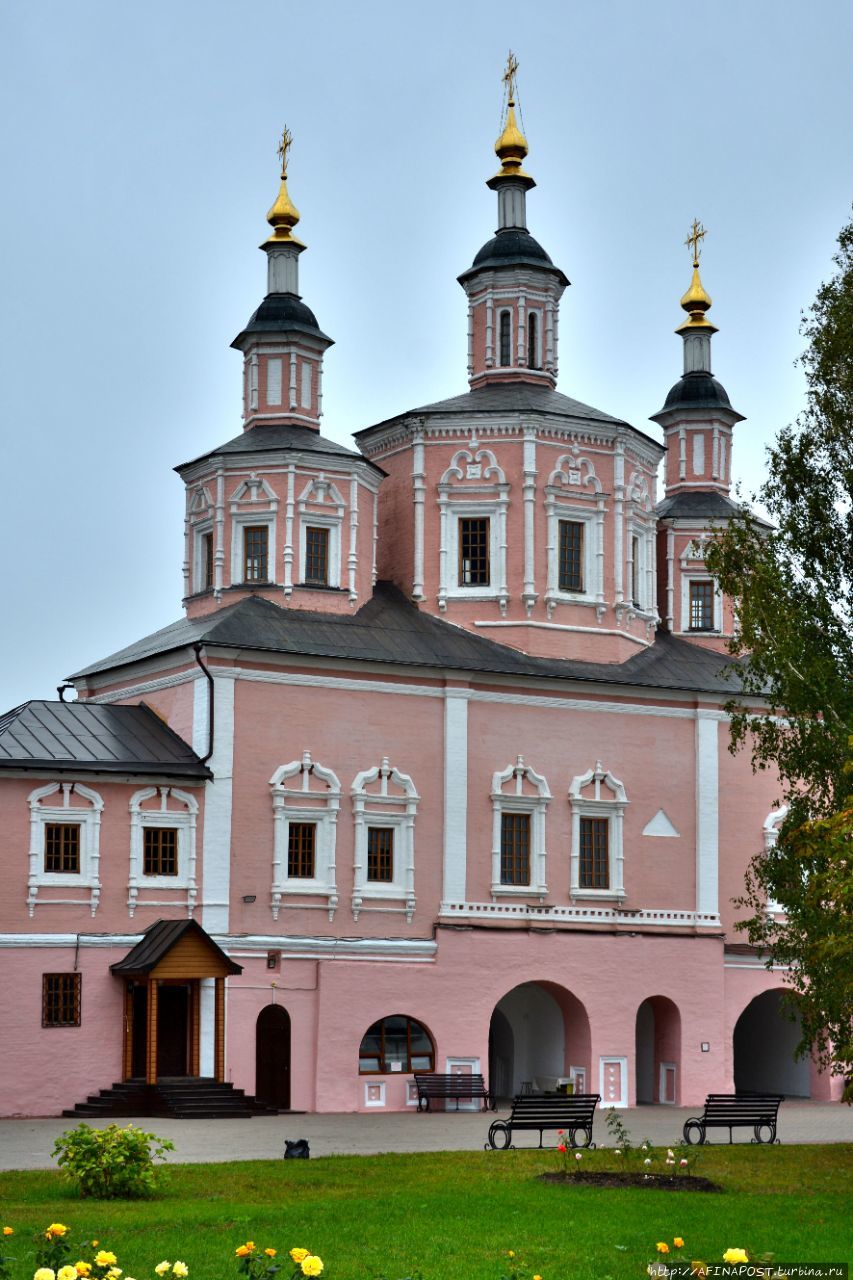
[[351, 758, 419, 922], [527, 309, 542, 368], [192, 519, 214, 594], [497, 307, 513, 366], [491, 756, 551, 899], [762, 806, 788, 915], [568, 761, 628, 900], [229, 475, 279, 585], [296, 476, 346, 589], [128, 786, 199, 918], [27, 783, 103, 917], [437, 447, 509, 613], [677, 539, 722, 633], [626, 520, 655, 616], [544, 453, 606, 619], [270, 752, 341, 921]]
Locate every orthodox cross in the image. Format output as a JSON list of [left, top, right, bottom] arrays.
[[503, 50, 519, 104], [685, 218, 706, 267], [277, 126, 293, 177]]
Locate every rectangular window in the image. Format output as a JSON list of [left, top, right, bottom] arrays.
[[366, 826, 394, 882], [287, 822, 316, 878], [499, 311, 512, 366], [44, 823, 81, 874], [267, 357, 282, 406], [558, 520, 584, 592], [458, 517, 490, 586], [202, 531, 214, 591], [689, 580, 714, 630], [243, 525, 269, 582], [579, 817, 609, 889], [631, 535, 641, 607], [500, 812, 531, 886], [143, 827, 178, 876], [304, 526, 330, 585], [42, 973, 81, 1027]]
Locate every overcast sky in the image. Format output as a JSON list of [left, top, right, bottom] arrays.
[[1, 0, 850, 712]]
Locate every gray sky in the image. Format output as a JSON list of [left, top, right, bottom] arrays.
[[1, 0, 850, 712]]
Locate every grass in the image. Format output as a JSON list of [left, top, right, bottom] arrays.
[[1, 1146, 851, 1279]]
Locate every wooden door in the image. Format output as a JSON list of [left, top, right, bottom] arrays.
[[157, 985, 190, 1077]]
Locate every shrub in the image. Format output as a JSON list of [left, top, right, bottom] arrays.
[[52, 1123, 175, 1199]]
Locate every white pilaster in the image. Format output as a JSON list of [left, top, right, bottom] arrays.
[[214, 467, 225, 598], [194, 673, 235, 933], [412, 429, 426, 600], [348, 476, 358, 603], [695, 711, 719, 918], [199, 977, 215, 1076], [442, 689, 469, 905], [522, 428, 537, 613], [283, 464, 295, 596], [614, 443, 625, 604]]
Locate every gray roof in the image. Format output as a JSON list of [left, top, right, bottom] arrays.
[[0, 701, 211, 779], [651, 371, 745, 423], [655, 489, 773, 529], [176, 423, 383, 474], [110, 919, 241, 976], [71, 583, 745, 697], [356, 382, 661, 446]]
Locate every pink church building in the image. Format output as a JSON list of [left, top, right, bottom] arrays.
[[0, 76, 840, 1119]]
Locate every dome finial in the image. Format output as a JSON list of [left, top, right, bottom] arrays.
[[264, 125, 304, 246], [494, 51, 531, 178], [677, 218, 716, 332]]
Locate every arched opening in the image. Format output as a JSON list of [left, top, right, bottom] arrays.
[[635, 995, 681, 1104], [358, 1014, 435, 1074], [256, 1004, 291, 1109], [488, 981, 591, 1101], [733, 989, 810, 1096]]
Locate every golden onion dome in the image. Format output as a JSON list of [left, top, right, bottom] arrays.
[[494, 101, 529, 173], [264, 127, 304, 246], [677, 266, 716, 332]]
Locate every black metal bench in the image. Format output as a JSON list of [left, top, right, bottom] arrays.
[[486, 1092, 601, 1149], [414, 1072, 495, 1112], [683, 1093, 785, 1145]]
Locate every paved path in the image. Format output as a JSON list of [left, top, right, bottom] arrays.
[[0, 1103, 850, 1171]]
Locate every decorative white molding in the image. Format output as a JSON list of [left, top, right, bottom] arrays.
[[269, 752, 341, 920], [490, 756, 551, 897], [128, 786, 198, 917], [27, 782, 104, 917], [641, 809, 681, 838], [0, 933, 438, 963], [283, 464, 296, 596], [439, 901, 722, 928], [443, 690, 469, 903], [544, 449, 606, 618], [568, 762, 628, 899], [437, 448, 509, 612], [522, 427, 537, 614], [351, 758, 419, 921], [412, 427, 426, 600]]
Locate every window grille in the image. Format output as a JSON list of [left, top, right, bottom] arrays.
[[304, 526, 330, 585], [558, 520, 584, 592], [367, 826, 394, 882], [44, 823, 80, 874], [143, 827, 178, 876], [458, 517, 490, 586], [689, 580, 714, 630], [42, 973, 81, 1027], [499, 311, 512, 366], [579, 817, 609, 889], [500, 812, 531, 885], [288, 822, 316, 878], [244, 525, 269, 582]]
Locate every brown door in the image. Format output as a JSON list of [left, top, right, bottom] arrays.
[[131, 984, 148, 1078], [256, 1004, 291, 1108], [157, 985, 190, 1077]]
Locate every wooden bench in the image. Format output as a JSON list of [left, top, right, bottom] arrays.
[[683, 1093, 785, 1145], [414, 1072, 495, 1112], [486, 1092, 601, 1149]]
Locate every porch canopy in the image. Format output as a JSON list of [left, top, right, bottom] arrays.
[[112, 919, 242, 1085]]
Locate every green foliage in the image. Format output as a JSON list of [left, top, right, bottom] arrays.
[[704, 212, 853, 1085], [52, 1123, 175, 1200]]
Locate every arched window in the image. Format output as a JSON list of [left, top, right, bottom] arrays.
[[527, 312, 540, 369], [498, 310, 512, 366], [358, 1015, 435, 1074]]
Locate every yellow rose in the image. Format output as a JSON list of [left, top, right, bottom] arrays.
[[155, 1264, 172, 1275], [723, 1249, 749, 1264], [656, 1242, 670, 1254], [58, 1268, 79, 1280], [245, 1244, 254, 1253], [94, 1254, 117, 1268], [673, 1238, 684, 1249], [107, 1270, 122, 1279], [264, 1250, 276, 1258], [289, 1251, 309, 1265], [533, 1275, 542, 1280], [172, 1265, 188, 1278], [2, 1228, 13, 1237], [75, 1264, 92, 1276], [234, 1249, 249, 1259], [47, 1225, 69, 1239], [34, 1270, 56, 1280], [300, 1259, 323, 1279]]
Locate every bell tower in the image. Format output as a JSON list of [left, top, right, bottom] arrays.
[[458, 54, 568, 390], [231, 128, 333, 431]]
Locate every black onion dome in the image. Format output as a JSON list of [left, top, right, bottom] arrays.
[[661, 372, 732, 412], [458, 229, 569, 285], [232, 292, 333, 348]]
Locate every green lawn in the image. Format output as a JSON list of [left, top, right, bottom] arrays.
[[1, 1146, 851, 1279]]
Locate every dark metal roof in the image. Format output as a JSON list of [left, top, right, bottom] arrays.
[[231, 291, 333, 347], [176, 423, 384, 475], [459, 229, 569, 287], [355, 382, 660, 445], [71, 582, 746, 698], [652, 372, 744, 422], [0, 700, 211, 778], [110, 919, 242, 976], [655, 489, 773, 529]]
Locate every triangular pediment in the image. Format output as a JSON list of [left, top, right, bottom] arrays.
[[642, 809, 681, 838], [110, 919, 241, 979]]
